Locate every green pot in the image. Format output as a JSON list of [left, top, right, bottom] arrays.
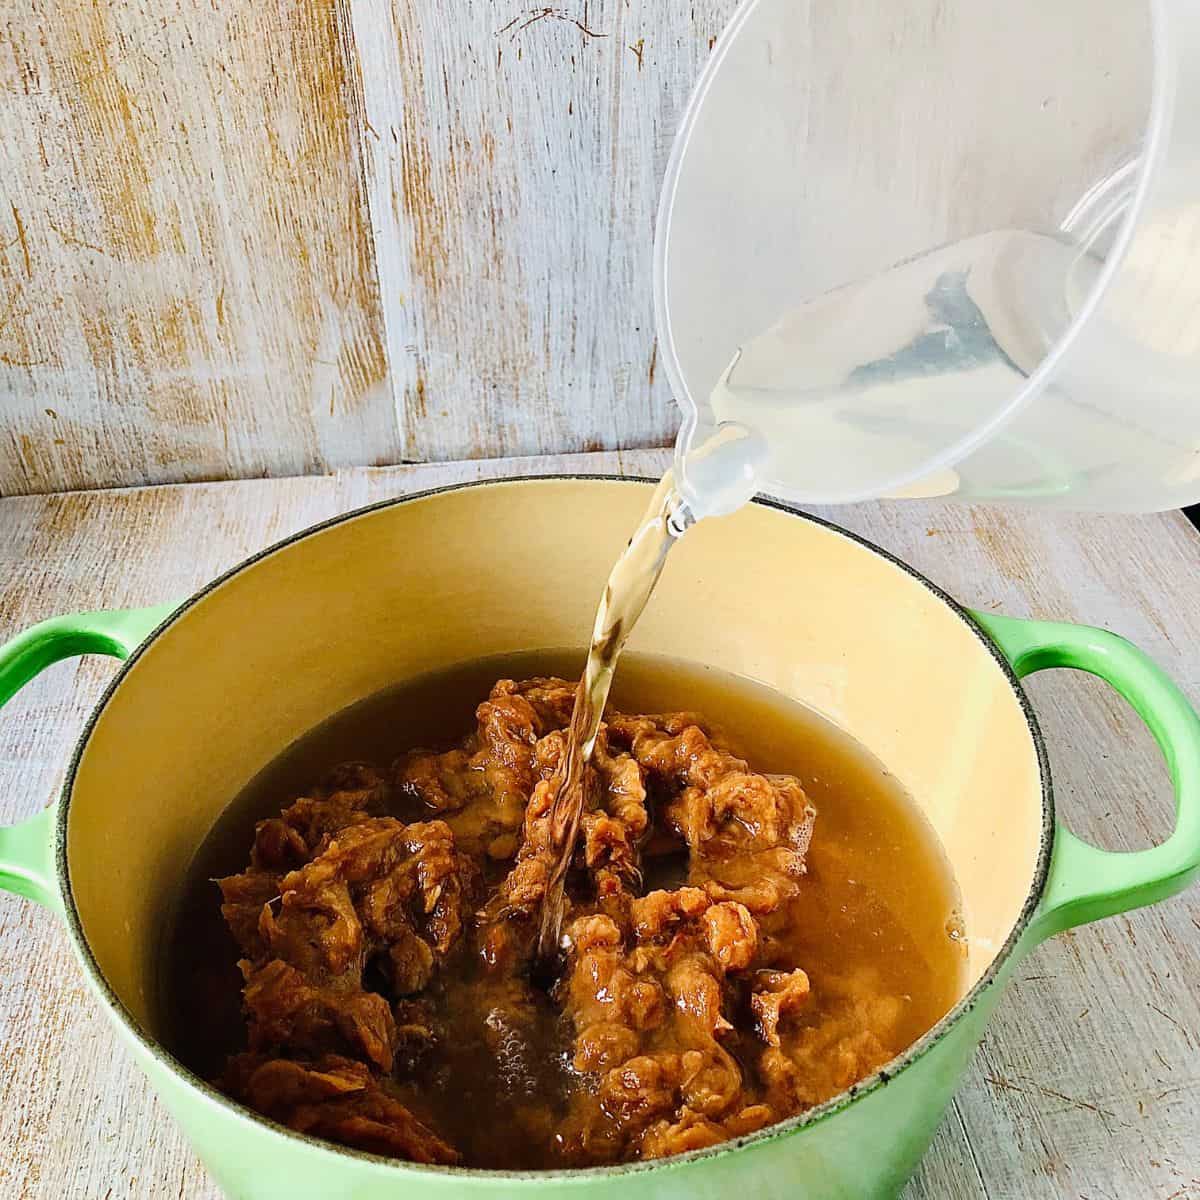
[[2, 479, 1198, 1200]]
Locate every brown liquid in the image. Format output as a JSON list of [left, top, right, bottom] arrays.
[[162, 651, 964, 1167], [538, 473, 691, 959]]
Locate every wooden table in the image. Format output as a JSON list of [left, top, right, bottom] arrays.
[[1, 450, 1198, 1199]]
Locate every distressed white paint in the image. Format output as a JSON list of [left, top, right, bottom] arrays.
[[0, 0, 399, 494], [0, 0, 732, 494], [345, 0, 728, 463]]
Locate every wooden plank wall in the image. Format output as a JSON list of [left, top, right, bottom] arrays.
[[0, 0, 395, 492], [0, 0, 720, 495]]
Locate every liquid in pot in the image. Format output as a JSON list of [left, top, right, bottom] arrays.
[[163, 652, 965, 1168]]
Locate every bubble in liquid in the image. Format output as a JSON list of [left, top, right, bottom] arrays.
[[944, 909, 968, 956]]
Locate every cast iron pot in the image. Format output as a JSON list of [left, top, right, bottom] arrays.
[[1, 478, 1198, 1199]]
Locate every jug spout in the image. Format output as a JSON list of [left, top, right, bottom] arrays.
[[674, 418, 769, 522], [654, 0, 1200, 511]]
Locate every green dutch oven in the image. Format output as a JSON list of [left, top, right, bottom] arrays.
[[1, 479, 1198, 1199]]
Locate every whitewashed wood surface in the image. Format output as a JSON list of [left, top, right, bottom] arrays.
[[0, 449, 1198, 1198], [0, 0, 730, 495]]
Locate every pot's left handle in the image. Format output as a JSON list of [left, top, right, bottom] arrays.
[[0, 603, 178, 912], [972, 610, 1200, 944]]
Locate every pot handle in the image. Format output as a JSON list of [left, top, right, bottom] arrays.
[[0, 603, 178, 912], [972, 610, 1200, 942]]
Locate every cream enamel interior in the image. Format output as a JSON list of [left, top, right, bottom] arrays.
[[64, 479, 1044, 1035]]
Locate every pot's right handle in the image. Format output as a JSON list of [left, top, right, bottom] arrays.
[[0, 603, 178, 912], [972, 610, 1200, 942]]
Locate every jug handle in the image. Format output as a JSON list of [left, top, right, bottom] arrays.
[[0, 603, 178, 912], [972, 610, 1200, 944]]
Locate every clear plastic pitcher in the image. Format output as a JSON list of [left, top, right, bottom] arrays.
[[655, 0, 1200, 511]]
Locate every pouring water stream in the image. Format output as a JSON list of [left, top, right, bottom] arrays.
[[534, 421, 767, 963]]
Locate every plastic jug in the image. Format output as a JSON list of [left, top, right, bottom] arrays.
[[655, 0, 1200, 512]]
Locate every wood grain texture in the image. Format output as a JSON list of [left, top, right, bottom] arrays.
[[0, 450, 1198, 1198], [0, 0, 733, 494], [0, 0, 397, 495], [347, 0, 720, 462]]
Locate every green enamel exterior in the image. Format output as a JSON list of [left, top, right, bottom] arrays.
[[0, 599, 1197, 1199], [0, 603, 175, 911], [971, 610, 1200, 946]]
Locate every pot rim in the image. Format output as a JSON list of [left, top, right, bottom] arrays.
[[54, 474, 1054, 1181]]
